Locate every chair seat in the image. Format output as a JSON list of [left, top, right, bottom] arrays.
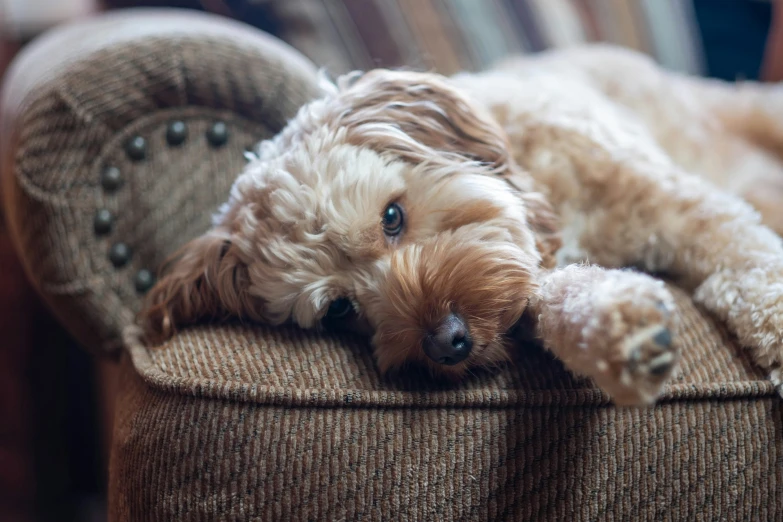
[[109, 282, 782, 521]]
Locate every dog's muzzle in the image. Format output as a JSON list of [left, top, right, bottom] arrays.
[[423, 313, 473, 365]]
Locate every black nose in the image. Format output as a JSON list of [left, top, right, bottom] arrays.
[[423, 314, 473, 366]]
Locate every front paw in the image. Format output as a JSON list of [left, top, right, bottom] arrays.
[[589, 288, 680, 406]]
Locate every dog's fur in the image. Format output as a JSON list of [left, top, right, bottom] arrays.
[[140, 45, 783, 405]]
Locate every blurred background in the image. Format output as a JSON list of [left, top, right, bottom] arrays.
[[0, 0, 780, 520]]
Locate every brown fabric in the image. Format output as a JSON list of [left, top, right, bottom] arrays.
[[133, 284, 774, 405], [1, 11, 320, 355], [109, 284, 782, 520]]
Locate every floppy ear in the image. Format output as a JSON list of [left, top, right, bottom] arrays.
[[138, 231, 264, 343], [335, 69, 513, 174]]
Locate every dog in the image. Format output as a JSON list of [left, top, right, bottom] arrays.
[[140, 45, 783, 406]]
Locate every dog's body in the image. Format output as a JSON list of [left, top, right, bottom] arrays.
[[141, 45, 783, 405]]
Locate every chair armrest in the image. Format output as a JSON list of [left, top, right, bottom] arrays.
[[1, 8, 320, 355]]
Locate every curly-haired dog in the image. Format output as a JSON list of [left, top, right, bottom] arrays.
[[140, 45, 783, 406]]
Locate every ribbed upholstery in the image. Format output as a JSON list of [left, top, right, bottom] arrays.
[[134, 284, 773, 404], [113, 284, 782, 521]]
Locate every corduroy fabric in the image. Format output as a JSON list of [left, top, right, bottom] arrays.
[[111, 285, 782, 521], [131, 284, 775, 406], [1, 11, 321, 355]]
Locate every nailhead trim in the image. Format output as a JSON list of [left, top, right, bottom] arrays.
[[109, 242, 131, 267], [101, 166, 123, 192], [94, 209, 113, 235], [125, 136, 147, 161], [206, 121, 229, 147], [135, 269, 155, 293], [99, 120, 234, 292], [166, 120, 188, 146]]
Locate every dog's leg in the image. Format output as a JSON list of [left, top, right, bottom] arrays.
[[528, 264, 678, 405], [493, 80, 783, 391], [503, 44, 783, 156], [493, 46, 783, 235]]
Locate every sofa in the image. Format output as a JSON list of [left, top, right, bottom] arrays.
[[2, 8, 781, 521]]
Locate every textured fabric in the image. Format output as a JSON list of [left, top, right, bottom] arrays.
[[134, 284, 774, 404], [111, 284, 782, 521], [1, 10, 320, 354]]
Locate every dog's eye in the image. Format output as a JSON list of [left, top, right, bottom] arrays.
[[326, 298, 353, 319], [382, 203, 404, 236]]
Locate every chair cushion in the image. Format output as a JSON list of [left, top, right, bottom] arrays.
[[110, 282, 783, 520]]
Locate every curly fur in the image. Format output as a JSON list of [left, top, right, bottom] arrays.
[[140, 44, 783, 405]]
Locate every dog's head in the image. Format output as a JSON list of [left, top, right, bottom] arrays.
[[140, 69, 559, 379]]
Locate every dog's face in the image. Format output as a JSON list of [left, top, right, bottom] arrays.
[[141, 70, 558, 379]]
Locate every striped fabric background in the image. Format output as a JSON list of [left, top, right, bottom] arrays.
[[262, 0, 710, 77]]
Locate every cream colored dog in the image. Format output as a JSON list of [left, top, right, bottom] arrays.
[[141, 45, 783, 406]]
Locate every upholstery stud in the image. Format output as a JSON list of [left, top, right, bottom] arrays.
[[134, 269, 155, 293], [93, 209, 114, 235], [206, 121, 229, 147], [109, 242, 132, 267], [166, 120, 188, 146], [125, 136, 147, 161], [101, 166, 123, 192]]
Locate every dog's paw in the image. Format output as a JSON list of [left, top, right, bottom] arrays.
[[590, 293, 680, 406], [614, 321, 677, 405]]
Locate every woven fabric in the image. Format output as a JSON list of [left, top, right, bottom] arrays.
[[111, 283, 782, 521], [2, 13, 320, 354], [134, 284, 774, 405]]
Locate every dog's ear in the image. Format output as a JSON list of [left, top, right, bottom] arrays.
[[138, 231, 263, 343], [336, 69, 513, 174]]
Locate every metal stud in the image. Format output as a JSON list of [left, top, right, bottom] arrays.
[[101, 166, 123, 192], [109, 242, 131, 267], [125, 136, 147, 161], [166, 120, 188, 146], [93, 209, 113, 235], [206, 121, 229, 147], [134, 269, 155, 293]]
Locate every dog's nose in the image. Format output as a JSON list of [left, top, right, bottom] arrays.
[[423, 314, 473, 366]]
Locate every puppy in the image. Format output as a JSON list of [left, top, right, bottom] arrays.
[[140, 45, 783, 406]]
